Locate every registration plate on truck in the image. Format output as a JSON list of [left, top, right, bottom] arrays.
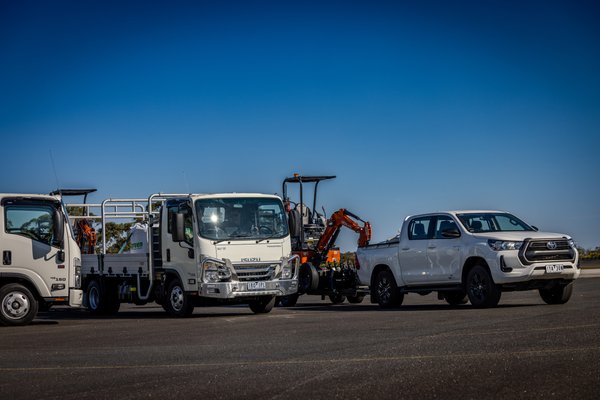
[[247, 281, 267, 291], [545, 264, 564, 273]]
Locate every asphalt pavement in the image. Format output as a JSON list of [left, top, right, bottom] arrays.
[[1, 277, 600, 400]]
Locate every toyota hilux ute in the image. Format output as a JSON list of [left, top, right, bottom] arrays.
[[356, 210, 580, 308]]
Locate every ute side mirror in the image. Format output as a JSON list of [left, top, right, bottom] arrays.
[[171, 212, 186, 242], [53, 208, 65, 248], [442, 229, 461, 238]]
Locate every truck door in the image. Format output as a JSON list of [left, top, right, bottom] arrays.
[[427, 215, 462, 284], [398, 216, 434, 284], [1, 199, 70, 300]]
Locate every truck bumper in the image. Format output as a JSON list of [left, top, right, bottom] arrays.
[[199, 279, 298, 299], [69, 289, 83, 308], [491, 252, 580, 285]]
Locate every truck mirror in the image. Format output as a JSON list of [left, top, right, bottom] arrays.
[[171, 212, 185, 242], [53, 208, 65, 248]]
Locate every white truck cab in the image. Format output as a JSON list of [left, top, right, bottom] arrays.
[[357, 210, 579, 308], [0, 193, 83, 326]]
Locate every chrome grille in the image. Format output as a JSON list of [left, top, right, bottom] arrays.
[[234, 264, 276, 281], [521, 239, 575, 264]]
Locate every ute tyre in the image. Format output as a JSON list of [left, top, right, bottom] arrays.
[[539, 283, 573, 305], [250, 296, 276, 314], [443, 291, 468, 306], [298, 263, 319, 294], [277, 294, 299, 307], [164, 279, 194, 317], [347, 294, 365, 304], [374, 270, 404, 308], [466, 265, 501, 308], [0, 283, 38, 326], [329, 293, 346, 304]]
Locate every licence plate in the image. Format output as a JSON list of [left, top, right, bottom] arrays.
[[247, 281, 267, 291], [545, 264, 564, 273]]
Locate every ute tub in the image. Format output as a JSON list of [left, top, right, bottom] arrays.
[[200, 279, 298, 299]]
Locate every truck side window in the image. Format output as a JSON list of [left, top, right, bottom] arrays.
[[408, 217, 432, 240], [5, 205, 55, 246], [434, 216, 460, 239]]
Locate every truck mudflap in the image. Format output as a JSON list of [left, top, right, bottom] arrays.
[[69, 289, 83, 307], [200, 279, 298, 299]]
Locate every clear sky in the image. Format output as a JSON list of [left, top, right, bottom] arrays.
[[1, 0, 599, 250]]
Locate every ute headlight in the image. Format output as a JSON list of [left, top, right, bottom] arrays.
[[488, 239, 523, 251], [202, 260, 232, 283], [568, 239, 576, 248]]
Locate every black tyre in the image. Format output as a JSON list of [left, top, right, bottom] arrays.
[[86, 279, 120, 315], [38, 301, 53, 312], [329, 293, 346, 304], [466, 265, 502, 308], [347, 294, 365, 304], [163, 279, 194, 317], [443, 291, 468, 306], [277, 293, 300, 307], [298, 263, 319, 294], [539, 282, 573, 305], [0, 283, 39, 326], [249, 296, 276, 314], [373, 270, 403, 308], [288, 209, 302, 240]]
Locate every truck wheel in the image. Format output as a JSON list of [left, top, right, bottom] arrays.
[[249, 296, 276, 314], [374, 270, 403, 308], [347, 294, 365, 304], [0, 283, 39, 326], [277, 294, 299, 307], [466, 265, 501, 308], [539, 282, 573, 305], [164, 279, 194, 317], [443, 291, 468, 305], [329, 293, 346, 304], [298, 263, 319, 294], [86, 280, 120, 315]]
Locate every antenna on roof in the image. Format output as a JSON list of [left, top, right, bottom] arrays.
[[49, 149, 62, 197]]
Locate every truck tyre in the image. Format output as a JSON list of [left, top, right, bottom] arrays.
[[329, 293, 346, 304], [347, 294, 365, 304], [373, 270, 404, 308], [466, 265, 501, 308], [86, 280, 120, 315], [164, 279, 194, 317], [249, 296, 276, 314], [298, 263, 319, 294], [443, 291, 468, 306], [277, 294, 299, 307], [539, 282, 573, 305], [0, 283, 39, 326]]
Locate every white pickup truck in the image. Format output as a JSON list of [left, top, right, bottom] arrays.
[[356, 210, 580, 308]]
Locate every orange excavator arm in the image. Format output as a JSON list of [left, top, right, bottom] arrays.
[[316, 208, 372, 256], [76, 218, 97, 254]]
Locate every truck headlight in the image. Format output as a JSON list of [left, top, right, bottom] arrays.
[[74, 266, 82, 289], [203, 260, 232, 283], [282, 264, 293, 279], [488, 239, 523, 251]]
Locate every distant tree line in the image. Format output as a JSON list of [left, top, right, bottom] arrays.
[[578, 247, 600, 260]]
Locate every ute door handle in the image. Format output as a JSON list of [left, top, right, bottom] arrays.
[[401, 247, 410, 251], [427, 246, 436, 249], [3, 250, 11, 265]]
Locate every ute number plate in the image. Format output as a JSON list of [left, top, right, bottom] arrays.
[[545, 264, 564, 274], [247, 281, 267, 291]]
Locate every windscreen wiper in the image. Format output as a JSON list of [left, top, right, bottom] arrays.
[[213, 233, 250, 244]]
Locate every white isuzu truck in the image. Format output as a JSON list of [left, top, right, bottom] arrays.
[[357, 210, 580, 308], [0, 193, 83, 326], [70, 193, 299, 316]]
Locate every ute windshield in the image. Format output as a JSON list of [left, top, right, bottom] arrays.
[[195, 197, 289, 241], [457, 212, 534, 233]]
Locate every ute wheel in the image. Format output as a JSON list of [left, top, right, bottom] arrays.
[[373, 270, 404, 308], [329, 293, 346, 304], [347, 294, 365, 304], [0, 283, 39, 326], [277, 294, 299, 307], [298, 263, 319, 294], [86, 280, 120, 315], [443, 291, 468, 306], [539, 283, 573, 305], [164, 279, 194, 317], [249, 296, 276, 314], [466, 265, 502, 308]]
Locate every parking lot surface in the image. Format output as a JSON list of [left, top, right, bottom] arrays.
[[1, 277, 600, 399]]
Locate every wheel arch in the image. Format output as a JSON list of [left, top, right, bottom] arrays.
[[462, 256, 490, 285], [0, 274, 44, 302]]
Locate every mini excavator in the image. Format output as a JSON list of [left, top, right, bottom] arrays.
[[279, 174, 372, 306]]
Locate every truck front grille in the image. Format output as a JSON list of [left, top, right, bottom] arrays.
[[234, 264, 276, 281], [519, 239, 575, 265]]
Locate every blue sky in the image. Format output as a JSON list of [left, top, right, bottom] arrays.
[[1, 0, 599, 250]]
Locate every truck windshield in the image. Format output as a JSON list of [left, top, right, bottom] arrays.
[[457, 213, 534, 233], [195, 197, 289, 241]]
